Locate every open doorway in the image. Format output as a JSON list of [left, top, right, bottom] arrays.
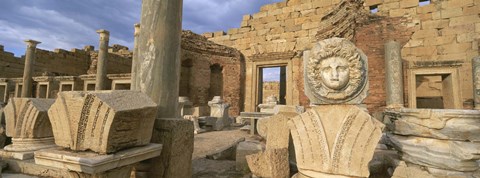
[[257, 66, 286, 110]]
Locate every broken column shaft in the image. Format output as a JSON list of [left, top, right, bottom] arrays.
[[473, 56, 480, 109], [21, 40, 40, 98], [136, 0, 182, 118], [95, 29, 109, 91], [385, 40, 404, 108], [131, 23, 141, 91]]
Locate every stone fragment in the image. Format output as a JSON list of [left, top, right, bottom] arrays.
[[257, 112, 298, 149], [388, 134, 480, 171], [48, 91, 157, 154], [208, 96, 231, 131], [257, 95, 277, 113], [385, 108, 480, 141], [35, 144, 162, 178], [392, 161, 435, 178], [235, 141, 264, 173], [246, 148, 289, 178], [184, 115, 205, 134], [3, 98, 55, 156], [149, 118, 194, 178]]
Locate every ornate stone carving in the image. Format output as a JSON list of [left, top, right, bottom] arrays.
[[2, 98, 56, 159], [287, 38, 383, 178], [304, 37, 368, 104], [48, 91, 157, 154]]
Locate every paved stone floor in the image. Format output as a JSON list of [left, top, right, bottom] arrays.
[[192, 126, 255, 178]]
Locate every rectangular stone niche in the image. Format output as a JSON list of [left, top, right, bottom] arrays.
[[408, 68, 462, 109]]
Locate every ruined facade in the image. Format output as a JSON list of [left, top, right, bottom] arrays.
[[206, 0, 480, 115]]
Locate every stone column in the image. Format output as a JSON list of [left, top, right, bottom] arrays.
[[21, 40, 40, 98], [95, 29, 109, 91], [137, 1, 191, 178], [136, 0, 182, 118], [130, 23, 141, 91], [385, 40, 404, 108], [473, 56, 480, 109]]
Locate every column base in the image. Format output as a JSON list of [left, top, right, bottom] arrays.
[[0, 137, 57, 160], [34, 143, 162, 175]]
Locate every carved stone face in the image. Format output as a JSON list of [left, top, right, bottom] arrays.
[[320, 57, 350, 90]]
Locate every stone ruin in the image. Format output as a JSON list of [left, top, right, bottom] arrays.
[[0, 0, 479, 177]]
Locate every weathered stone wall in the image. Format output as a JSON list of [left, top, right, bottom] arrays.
[[0, 45, 132, 78], [207, 0, 480, 113], [180, 31, 244, 116]]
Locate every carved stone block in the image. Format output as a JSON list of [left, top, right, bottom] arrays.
[[385, 108, 480, 141], [2, 98, 56, 157], [48, 91, 157, 154], [388, 134, 480, 172], [288, 105, 383, 177]]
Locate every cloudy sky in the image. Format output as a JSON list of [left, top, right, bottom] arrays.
[[0, 0, 283, 57]]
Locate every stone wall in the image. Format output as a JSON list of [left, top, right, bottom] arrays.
[[207, 0, 480, 113], [0, 45, 132, 78], [180, 31, 244, 116]]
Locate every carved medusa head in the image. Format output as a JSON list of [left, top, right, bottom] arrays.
[[305, 38, 368, 104]]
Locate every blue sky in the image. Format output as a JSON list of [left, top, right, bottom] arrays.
[[0, 0, 283, 56], [263, 67, 280, 82]]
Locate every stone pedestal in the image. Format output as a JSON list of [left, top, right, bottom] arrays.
[[178, 96, 193, 117], [22, 40, 41, 98], [473, 56, 480, 109], [95, 30, 109, 91], [385, 40, 404, 108], [34, 144, 162, 178], [2, 98, 56, 160], [258, 95, 277, 113], [208, 96, 231, 131]]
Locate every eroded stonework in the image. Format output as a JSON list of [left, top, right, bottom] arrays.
[[48, 91, 157, 154], [304, 38, 368, 105]]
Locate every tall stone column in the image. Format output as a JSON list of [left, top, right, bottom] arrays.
[[385, 40, 404, 108], [136, 0, 182, 117], [21, 40, 40, 98], [95, 29, 109, 91], [473, 56, 480, 109], [130, 24, 141, 91], [136, 1, 192, 178]]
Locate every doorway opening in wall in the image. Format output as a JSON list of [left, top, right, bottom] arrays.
[[209, 64, 223, 100], [415, 74, 455, 109], [257, 66, 287, 109], [60, 84, 73, 92], [0, 85, 5, 103], [38, 84, 48, 98]]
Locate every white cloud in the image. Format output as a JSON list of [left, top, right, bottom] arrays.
[[0, 0, 284, 56]]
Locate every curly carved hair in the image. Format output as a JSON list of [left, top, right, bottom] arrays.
[[306, 38, 367, 102]]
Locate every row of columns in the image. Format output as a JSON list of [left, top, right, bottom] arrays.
[[17, 29, 111, 98]]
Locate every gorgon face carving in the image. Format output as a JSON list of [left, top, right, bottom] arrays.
[[320, 57, 350, 90]]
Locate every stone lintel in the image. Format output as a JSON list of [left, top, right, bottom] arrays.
[[34, 144, 162, 174]]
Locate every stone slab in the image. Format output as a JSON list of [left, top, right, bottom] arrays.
[[0, 150, 34, 160], [236, 141, 264, 173], [385, 108, 480, 141], [2, 158, 65, 177], [34, 143, 162, 174], [387, 134, 480, 171]]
